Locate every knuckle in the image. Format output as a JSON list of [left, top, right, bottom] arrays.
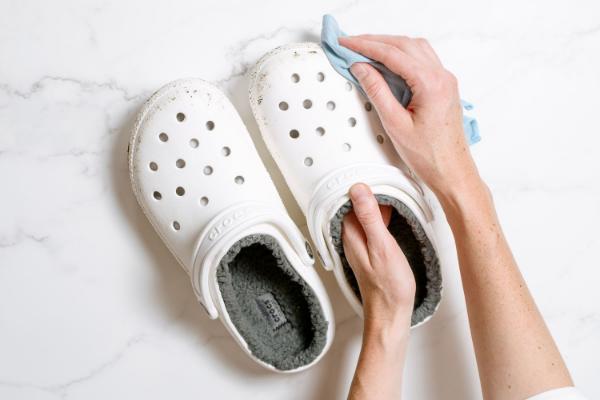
[[369, 241, 388, 262], [443, 70, 458, 87], [355, 209, 379, 227], [415, 37, 429, 46], [419, 69, 457, 95], [363, 77, 383, 100]]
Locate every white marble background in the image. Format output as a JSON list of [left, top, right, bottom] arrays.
[[1, 0, 599, 399]]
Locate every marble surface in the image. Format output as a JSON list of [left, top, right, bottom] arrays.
[[1, 0, 599, 399]]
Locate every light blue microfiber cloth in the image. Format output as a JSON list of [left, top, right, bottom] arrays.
[[321, 14, 481, 145]]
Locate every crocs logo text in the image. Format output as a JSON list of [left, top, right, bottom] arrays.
[[256, 292, 287, 330], [208, 208, 252, 241], [325, 168, 360, 190]]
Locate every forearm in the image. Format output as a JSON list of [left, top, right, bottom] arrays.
[[348, 320, 410, 400], [438, 179, 573, 399]]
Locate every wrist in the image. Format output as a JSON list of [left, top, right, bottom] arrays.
[[435, 173, 488, 212], [436, 176, 496, 229], [363, 312, 411, 349]]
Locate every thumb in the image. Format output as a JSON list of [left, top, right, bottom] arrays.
[[348, 183, 389, 247], [350, 63, 411, 127]]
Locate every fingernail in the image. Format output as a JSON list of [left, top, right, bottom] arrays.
[[349, 183, 371, 204], [350, 63, 368, 80]]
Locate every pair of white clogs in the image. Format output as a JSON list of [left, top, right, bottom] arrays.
[[129, 43, 442, 372]]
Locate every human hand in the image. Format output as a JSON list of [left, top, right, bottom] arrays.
[[338, 35, 483, 199], [342, 183, 416, 331]]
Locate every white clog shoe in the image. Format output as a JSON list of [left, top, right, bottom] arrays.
[[129, 79, 334, 372], [249, 44, 442, 327]]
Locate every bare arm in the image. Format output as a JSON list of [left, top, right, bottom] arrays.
[[343, 184, 416, 400], [340, 34, 573, 399], [440, 177, 572, 399]]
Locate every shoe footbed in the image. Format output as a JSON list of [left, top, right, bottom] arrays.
[[216, 234, 328, 371]]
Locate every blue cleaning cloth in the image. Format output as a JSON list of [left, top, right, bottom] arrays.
[[320, 14, 480, 145]]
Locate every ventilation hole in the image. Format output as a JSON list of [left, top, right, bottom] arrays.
[[303, 99, 313, 109], [200, 196, 209, 206], [159, 132, 168, 142], [345, 82, 353, 91], [377, 135, 385, 144], [176, 186, 185, 196], [189, 138, 199, 148], [176, 113, 185, 122], [289, 129, 300, 139], [203, 166, 213, 175], [343, 143, 352, 152], [291, 73, 300, 83], [153, 191, 162, 200], [176, 159, 186, 168], [234, 176, 245, 185], [206, 121, 215, 131], [173, 221, 181, 231], [316, 127, 325, 136], [365, 102, 373, 112], [149, 162, 158, 171], [279, 101, 289, 111], [348, 117, 357, 127], [222, 146, 231, 156], [304, 157, 313, 167], [326, 101, 336, 111], [316, 72, 325, 82]]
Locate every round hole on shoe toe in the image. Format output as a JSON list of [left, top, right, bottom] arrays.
[[345, 82, 353, 91], [149, 162, 158, 171], [343, 143, 352, 152], [189, 138, 199, 148], [153, 191, 162, 200], [304, 157, 313, 167], [316, 72, 325, 82], [203, 166, 213, 175], [326, 101, 336, 111], [279, 101, 289, 111], [159, 132, 168, 142], [289, 129, 300, 139], [348, 117, 357, 127], [200, 196, 209, 206], [206, 121, 215, 131], [176, 159, 186, 168], [176, 113, 185, 122], [291, 73, 300, 83], [173, 221, 181, 231], [222, 146, 231, 156], [176, 186, 185, 196], [377, 135, 385, 144], [234, 176, 245, 185], [365, 102, 373, 111], [316, 127, 325, 136], [303, 99, 313, 109]]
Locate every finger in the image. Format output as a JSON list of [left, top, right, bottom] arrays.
[[342, 211, 371, 272], [353, 34, 441, 65], [414, 37, 442, 65], [339, 36, 420, 85], [353, 34, 430, 63], [350, 63, 412, 130], [348, 183, 390, 247]]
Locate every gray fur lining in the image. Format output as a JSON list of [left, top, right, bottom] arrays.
[[216, 234, 328, 371], [330, 194, 442, 326]]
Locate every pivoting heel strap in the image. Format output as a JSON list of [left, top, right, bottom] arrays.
[[190, 201, 313, 318]]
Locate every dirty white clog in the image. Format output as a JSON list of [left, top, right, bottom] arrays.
[[129, 79, 334, 372], [249, 44, 442, 327]]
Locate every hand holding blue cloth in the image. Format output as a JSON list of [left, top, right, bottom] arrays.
[[320, 14, 480, 145]]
